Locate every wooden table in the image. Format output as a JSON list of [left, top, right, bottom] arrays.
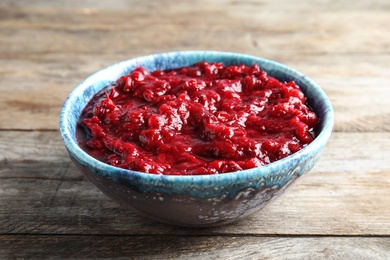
[[1, 0, 389, 258]]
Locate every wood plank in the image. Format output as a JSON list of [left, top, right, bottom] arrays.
[[1, 53, 390, 131], [1, 171, 389, 236], [1, 1, 389, 131], [0, 4, 389, 56], [1, 131, 389, 235], [2, 0, 390, 10], [2, 131, 390, 174], [0, 235, 389, 259]]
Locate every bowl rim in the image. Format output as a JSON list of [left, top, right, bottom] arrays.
[[59, 50, 334, 184]]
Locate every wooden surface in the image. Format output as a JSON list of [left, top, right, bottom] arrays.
[[1, 0, 389, 259]]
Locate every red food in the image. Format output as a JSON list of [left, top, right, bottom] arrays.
[[77, 62, 319, 175]]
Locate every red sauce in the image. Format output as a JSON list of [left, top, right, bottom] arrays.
[[77, 62, 319, 175]]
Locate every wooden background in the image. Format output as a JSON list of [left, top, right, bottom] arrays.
[[1, 0, 389, 259]]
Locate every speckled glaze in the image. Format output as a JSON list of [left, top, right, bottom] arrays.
[[60, 51, 334, 227]]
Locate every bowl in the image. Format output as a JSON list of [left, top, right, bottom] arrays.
[[59, 51, 334, 227]]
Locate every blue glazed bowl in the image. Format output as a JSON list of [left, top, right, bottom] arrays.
[[60, 51, 334, 227]]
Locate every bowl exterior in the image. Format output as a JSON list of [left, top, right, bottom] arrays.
[[68, 146, 321, 227], [60, 51, 334, 227]]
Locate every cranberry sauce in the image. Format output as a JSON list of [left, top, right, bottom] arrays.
[[77, 62, 319, 175]]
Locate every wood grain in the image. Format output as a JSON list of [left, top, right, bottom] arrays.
[[1, 171, 389, 236], [1, 235, 389, 259], [1, 54, 390, 131], [1, 131, 389, 236], [2, 131, 390, 174], [1, 1, 390, 131]]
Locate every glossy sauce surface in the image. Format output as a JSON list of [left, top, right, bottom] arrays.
[[77, 62, 319, 175]]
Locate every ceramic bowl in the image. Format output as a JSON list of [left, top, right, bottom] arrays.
[[59, 51, 334, 227]]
